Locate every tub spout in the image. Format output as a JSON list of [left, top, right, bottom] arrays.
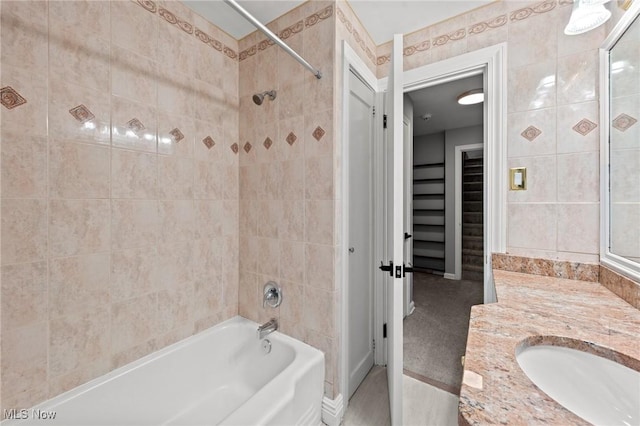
[[257, 318, 278, 339]]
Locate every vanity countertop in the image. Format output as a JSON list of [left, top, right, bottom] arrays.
[[458, 270, 640, 425]]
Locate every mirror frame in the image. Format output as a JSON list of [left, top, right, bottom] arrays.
[[599, 0, 640, 282]]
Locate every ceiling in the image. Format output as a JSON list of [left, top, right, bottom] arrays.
[[408, 74, 483, 136], [182, 0, 494, 44]]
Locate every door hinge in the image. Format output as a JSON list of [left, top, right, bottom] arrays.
[[383, 114, 388, 129], [372, 106, 376, 116], [383, 323, 387, 338], [372, 339, 376, 351]]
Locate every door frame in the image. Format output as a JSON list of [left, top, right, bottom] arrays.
[[339, 41, 383, 419], [454, 144, 484, 280], [379, 43, 507, 304]]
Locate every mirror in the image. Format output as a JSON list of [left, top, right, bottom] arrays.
[[601, 2, 640, 280]]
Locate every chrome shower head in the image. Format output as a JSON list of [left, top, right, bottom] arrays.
[[252, 90, 277, 105]]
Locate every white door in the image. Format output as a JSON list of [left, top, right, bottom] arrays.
[[385, 33, 404, 426], [347, 69, 375, 399], [403, 114, 414, 317]]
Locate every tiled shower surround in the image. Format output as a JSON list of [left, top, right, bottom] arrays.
[[1, 0, 638, 417]]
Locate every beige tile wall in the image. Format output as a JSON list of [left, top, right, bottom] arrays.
[[376, 0, 609, 263], [236, 0, 339, 399], [0, 0, 239, 413]]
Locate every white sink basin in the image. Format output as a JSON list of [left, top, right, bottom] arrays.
[[516, 344, 640, 426]]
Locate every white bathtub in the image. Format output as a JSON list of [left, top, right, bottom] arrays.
[[2, 316, 325, 426]]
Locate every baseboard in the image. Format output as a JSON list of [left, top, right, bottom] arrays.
[[322, 393, 344, 426], [443, 273, 458, 280]]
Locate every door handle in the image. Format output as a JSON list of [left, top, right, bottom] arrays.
[[403, 264, 414, 277], [379, 261, 393, 276]]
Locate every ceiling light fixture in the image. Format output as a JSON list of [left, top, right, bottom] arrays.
[[457, 89, 484, 105], [564, 0, 611, 35]]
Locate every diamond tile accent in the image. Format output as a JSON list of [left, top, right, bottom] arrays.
[[263, 137, 273, 150], [231, 143, 239, 154], [312, 126, 326, 141], [169, 128, 184, 142], [243, 142, 252, 153], [286, 132, 297, 146], [126, 118, 146, 134], [202, 136, 215, 149], [572, 118, 597, 136], [612, 113, 638, 132], [69, 104, 95, 123], [520, 125, 542, 141], [0, 86, 27, 110]]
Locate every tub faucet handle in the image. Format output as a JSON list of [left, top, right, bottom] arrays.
[[263, 281, 282, 308]]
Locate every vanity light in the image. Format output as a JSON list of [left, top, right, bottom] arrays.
[[457, 89, 484, 105], [564, 0, 612, 35]]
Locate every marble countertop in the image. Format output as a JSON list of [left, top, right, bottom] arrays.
[[458, 270, 640, 425]]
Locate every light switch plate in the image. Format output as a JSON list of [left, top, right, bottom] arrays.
[[510, 167, 527, 190]]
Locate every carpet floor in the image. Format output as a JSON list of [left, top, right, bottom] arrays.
[[403, 272, 483, 395]]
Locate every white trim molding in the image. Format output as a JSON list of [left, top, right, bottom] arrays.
[[321, 394, 344, 426]]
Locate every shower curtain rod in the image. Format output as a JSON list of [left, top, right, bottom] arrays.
[[223, 0, 323, 79]]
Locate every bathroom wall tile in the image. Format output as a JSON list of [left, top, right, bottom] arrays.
[[239, 271, 258, 321], [611, 38, 640, 98], [111, 339, 158, 370], [157, 288, 193, 336], [1, 134, 47, 198], [465, 1, 509, 53], [193, 237, 223, 282], [48, 78, 111, 146], [557, 203, 599, 255], [507, 108, 556, 157], [256, 200, 280, 239], [507, 203, 557, 251], [278, 82, 305, 121], [429, 18, 468, 63], [112, 45, 158, 106], [508, 60, 556, 113], [222, 201, 239, 236], [157, 20, 196, 78], [305, 65, 334, 114], [158, 113, 194, 158], [157, 70, 195, 118], [194, 200, 224, 239], [159, 200, 194, 245], [1, 262, 47, 331], [194, 119, 223, 161], [49, 254, 110, 318], [557, 50, 598, 106], [195, 80, 226, 124], [280, 199, 305, 242], [193, 277, 224, 323], [2, 198, 47, 265], [279, 159, 305, 201], [257, 237, 280, 277], [1, 64, 48, 137], [239, 236, 258, 273], [111, 294, 158, 354], [111, 0, 158, 61], [239, 165, 258, 200], [1, 323, 48, 407], [556, 101, 599, 154], [48, 357, 111, 399], [305, 155, 334, 199], [49, 199, 110, 257], [49, 308, 110, 377], [111, 95, 158, 153], [156, 240, 194, 291], [610, 203, 640, 259], [49, 141, 110, 199], [111, 246, 158, 302], [49, 0, 110, 41], [1, 1, 48, 73], [305, 243, 334, 290], [194, 39, 225, 88], [610, 148, 640, 202], [277, 117, 305, 162], [48, 28, 110, 93], [158, 156, 194, 199], [610, 94, 640, 150], [305, 199, 334, 245], [111, 148, 158, 199], [307, 332, 334, 390], [508, 10, 558, 69], [240, 198, 258, 237], [557, 152, 599, 202], [507, 156, 557, 203], [304, 109, 334, 158], [194, 160, 224, 200], [304, 286, 334, 335], [111, 199, 159, 250], [222, 162, 239, 200], [556, 4, 605, 58], [280, 241, 305, 284]]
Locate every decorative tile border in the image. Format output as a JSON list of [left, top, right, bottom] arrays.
[[336, 6, 377, 67], [263, 137, 273, 150], [135, 0, 238, 60], [612, 113, 637, 131], [492, 253, 600, 282], [0, 86, 27, 110], [312, 126, 326, 141], [572, 118, 597, 136], [69, 104, 95, 123], [243, 142, 252, 153], [376, 0, 558, 66], [239, 5, 333, 61], [202, 136, 215, 149], [521, 125, 542, 141], [286, 131, 297, 146], [169, 128, 184, 142], [230, 142, 239, 154], [600, 265, 640, 310], [127, 118, 146, 134]]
